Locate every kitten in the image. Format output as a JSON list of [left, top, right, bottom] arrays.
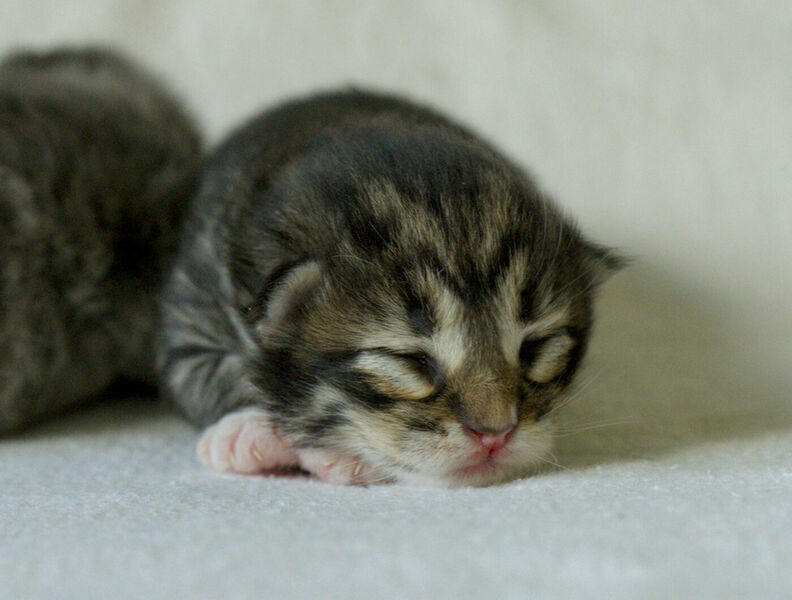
[[158, 89, 622, 487], [0, 47, 201, 433]]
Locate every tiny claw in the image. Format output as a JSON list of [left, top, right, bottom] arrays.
[[325, 458, 338, 468], [251, 448, 263, 461], [353, 463, 363, 477]]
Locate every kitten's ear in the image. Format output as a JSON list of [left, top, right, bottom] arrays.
[[583, 241, 628, 287], [245, 260, 323, 330]]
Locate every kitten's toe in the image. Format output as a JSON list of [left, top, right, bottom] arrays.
[[297, 449, 388, 486], [198, 408, 299, 474]]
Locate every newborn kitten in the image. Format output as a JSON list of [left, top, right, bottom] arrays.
[[158, 89, 621, 487], [0, 48, 201, 433]]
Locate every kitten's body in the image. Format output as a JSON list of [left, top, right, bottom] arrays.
[[0, 48, 201, 433], [159, 89, 620, 487]]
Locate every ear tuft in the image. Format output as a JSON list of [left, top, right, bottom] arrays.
[[584, 242, 629, 287]]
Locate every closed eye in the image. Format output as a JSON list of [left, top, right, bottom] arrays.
[[393, 351, 442, 384], [353, 349, 441, 400], [519, 331, 576, 384]]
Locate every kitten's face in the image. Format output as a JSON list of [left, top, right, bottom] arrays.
[[249, 171, 618, 487]]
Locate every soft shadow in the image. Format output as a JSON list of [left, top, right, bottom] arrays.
[[555, 262, 792, 467], [5, 384, 176, 441]]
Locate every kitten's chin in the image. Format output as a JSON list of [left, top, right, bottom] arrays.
[[391, 457, 542, 488], [448, 459, 509, 487], [446, 460, 539, 488]]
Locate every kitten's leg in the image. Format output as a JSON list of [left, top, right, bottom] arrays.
[[197, 408, 299, 474], [158, 225, 262, 426], [159, 221, 388, 485], [296, 448, 389, 486], [159, 267, 303, 474]]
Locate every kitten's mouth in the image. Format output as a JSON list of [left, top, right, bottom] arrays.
[[444, 434, 516, 483]]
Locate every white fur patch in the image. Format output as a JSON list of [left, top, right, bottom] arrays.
[[430, 324, 467, 373], [429, 286, 468, 373]]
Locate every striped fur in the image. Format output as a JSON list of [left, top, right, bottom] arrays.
[[158, 89, 621, 486]]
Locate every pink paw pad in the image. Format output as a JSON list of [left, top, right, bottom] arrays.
[[297, 448, 386, 486], [198, 408, 299, 474]]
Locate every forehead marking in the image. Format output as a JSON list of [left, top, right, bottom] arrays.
[[492, 249, 574, 366], [360, 276, 468, 375], [429, 285, 467, 373], [431, 324, 467, 374]]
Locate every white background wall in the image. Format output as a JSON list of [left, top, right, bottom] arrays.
[[2, 1, 790, 449]]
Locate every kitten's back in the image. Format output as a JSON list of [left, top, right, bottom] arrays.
[[0, 47, 201, 433]]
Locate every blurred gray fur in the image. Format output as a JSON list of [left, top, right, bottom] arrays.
[[0, 47, 201, 433]]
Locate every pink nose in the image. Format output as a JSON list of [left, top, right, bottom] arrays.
[[463, 424, 515, 455]]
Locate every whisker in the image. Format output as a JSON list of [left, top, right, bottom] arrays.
[[535, 453, 569, 472], [547, 269, 593, 306], [544, 372, 600, 417], [328, 253, 382, 272], [553, 417, 634, 437]]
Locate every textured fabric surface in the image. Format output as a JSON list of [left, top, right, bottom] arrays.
[[2, 2, 791, 598]]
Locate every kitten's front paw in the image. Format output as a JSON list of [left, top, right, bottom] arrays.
[[198, 408, 299, 474], [297, 448, 389, 486]]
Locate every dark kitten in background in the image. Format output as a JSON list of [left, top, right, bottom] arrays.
[[0, 48, 201, 433], [158, 90, 623, 487]]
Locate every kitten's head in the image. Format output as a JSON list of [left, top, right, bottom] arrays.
[[236, 123, 622, 487]]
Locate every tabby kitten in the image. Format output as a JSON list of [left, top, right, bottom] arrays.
[[158, 89, 621, 487], [0, 47, 201, 433]]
